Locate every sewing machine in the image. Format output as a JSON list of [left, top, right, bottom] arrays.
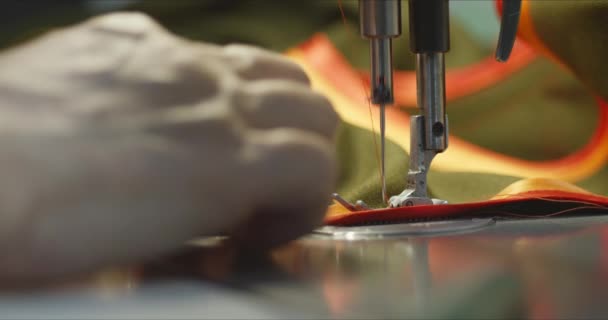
[[353, 0, 521, 208], [5, 3, 608, 319]]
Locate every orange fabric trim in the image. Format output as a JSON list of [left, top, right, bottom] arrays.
[[492, 177, 592, 200], [286, 35, 608, 181]]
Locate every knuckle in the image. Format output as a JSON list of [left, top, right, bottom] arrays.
[[258, 130, 336, 184], [86, 12, 164, 36], [236, 81, 338, 138], [222, 45, 309, 84], [282, 62, 310, 85], [314, 93, 340, 134]]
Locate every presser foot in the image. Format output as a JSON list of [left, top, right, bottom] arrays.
[[388, 190, 447, 208], [386, 115, 448, 208], [332, 192, 446, 212]]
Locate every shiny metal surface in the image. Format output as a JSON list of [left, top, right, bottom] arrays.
[[360, 0, 400, 105], [3, 215, 608, 319], [389, 116, 447, 207], [360, 0, 402, 204], [389, 54, 449, 207], [369, 39, 394, 103], [416, 52, 447, 151], [380, 101, 387, 203], [314, 218, 495, 240], [359, 0, 401, 38]]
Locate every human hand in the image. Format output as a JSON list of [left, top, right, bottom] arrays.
[[0, 12, 338, 281]]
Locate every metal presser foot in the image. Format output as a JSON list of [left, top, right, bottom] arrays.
[[332, 116, 448, 211], [388, 115, 448, 208], [331, 116, 449, 211], [389, 48, 450, 208], [332, 0, 450, 211], [332, 115, 448, 211]]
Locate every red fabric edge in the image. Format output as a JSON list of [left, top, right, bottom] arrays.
[[326, 190, 608, 226]]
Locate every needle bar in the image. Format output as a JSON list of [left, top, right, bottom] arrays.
[[380, 103, 387, 204]]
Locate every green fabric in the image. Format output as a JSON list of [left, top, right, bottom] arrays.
[[447, 59, 598, 161], [530, 2, 608, 101], [335, 123, 408, 208], [335, 124, 521, 207], [3, 1, 607, 206]]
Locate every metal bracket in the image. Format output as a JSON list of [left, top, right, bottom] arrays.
[[332, 193, 370, 212]]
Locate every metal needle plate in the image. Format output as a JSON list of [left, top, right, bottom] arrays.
[[312, 218, 495, 240]]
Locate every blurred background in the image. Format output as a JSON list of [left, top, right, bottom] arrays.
[[1, 0, 500, 54]]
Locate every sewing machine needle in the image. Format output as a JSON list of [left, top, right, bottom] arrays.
[[380, 103, 387, 204]]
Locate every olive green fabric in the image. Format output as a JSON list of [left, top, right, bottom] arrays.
[[334, 123, 408, 208], [529, 2, 608, 101], [447, 59, 598, 161], [335, 123, 521, 207], [2, 1, 607, 207]]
